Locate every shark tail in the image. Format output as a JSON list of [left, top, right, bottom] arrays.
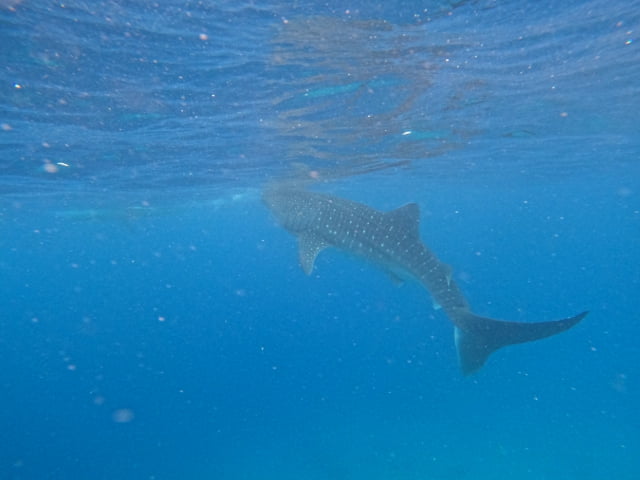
[[453, 310, 588, 375]]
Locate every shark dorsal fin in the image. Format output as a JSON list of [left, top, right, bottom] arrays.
[[385, 203, 420, 239], [298, 233, 329, 275]]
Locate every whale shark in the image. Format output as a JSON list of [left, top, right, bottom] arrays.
[[263, 184, 587, 375]]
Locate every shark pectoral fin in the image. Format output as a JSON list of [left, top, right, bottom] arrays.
[[298, 234, 329, 275], [453, 310, 588, 375]]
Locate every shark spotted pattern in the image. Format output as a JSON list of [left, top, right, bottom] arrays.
[[263, 184, 587, 375]]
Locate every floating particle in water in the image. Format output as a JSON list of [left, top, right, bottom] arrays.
[[112, 408, 135, 423], [43, 162, 58, 173]]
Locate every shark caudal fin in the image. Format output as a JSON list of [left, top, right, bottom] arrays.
[[453, 310, 588, 375]]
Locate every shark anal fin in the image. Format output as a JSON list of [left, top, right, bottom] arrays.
[[298, 233, 329, 275], [386, 271, 405, 286]]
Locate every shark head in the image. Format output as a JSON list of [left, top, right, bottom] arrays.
[[261, 185, 288, 218], [262, 185, 321, 234]]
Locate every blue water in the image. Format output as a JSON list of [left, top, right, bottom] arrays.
[[1, 0, 638, 479]]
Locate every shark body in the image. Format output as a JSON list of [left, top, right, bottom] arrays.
[[263, 185, 586, 374]]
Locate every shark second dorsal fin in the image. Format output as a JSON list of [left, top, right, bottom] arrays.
[[298, 233, 329, 275], [386, 203, 421, 239]]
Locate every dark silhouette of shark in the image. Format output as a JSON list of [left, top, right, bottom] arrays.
[[263, 184, 587, 375]]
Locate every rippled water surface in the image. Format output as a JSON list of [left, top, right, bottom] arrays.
[[1, 1, 638, 479]]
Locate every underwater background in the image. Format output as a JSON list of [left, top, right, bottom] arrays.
[[1, 0, 638, 479]]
